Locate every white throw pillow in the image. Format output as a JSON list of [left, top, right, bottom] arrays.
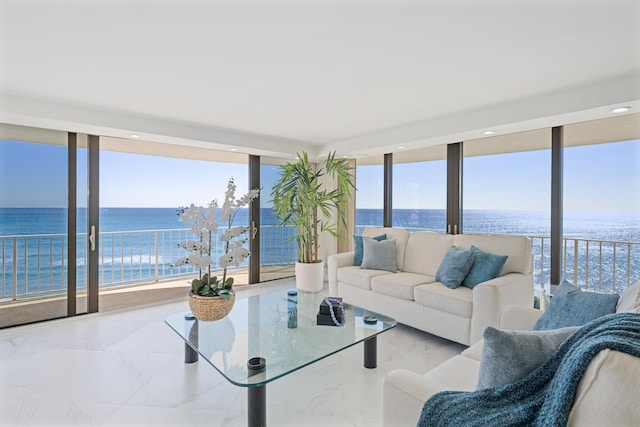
[[616, 279, 640, 313]]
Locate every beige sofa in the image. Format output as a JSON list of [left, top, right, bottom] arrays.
[[327, 227, 533, 345], [382, 305, 640, 426]]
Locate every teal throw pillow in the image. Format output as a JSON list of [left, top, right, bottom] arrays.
[[435, 246, 475, 289], [353, 234, 386, 266], [477, 326, 579, 389], [462, 246, 508, 289], [533, 280, 620, 331], [360, 238, 397, 272]]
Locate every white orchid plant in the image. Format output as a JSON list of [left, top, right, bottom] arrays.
[[173, 178, 260, 300]]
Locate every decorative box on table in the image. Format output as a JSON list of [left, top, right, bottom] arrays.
[[316, 297, 344, 326]]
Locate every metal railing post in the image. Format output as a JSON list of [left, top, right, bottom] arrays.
[[573, 239, 579, 284], [613, 244, 617, 293], [155, 231, 159, 282], [628, 243, 632, 287], [12, 237, 17, 301], [540, 237, 545, 285], [585, 241, 590, 290]]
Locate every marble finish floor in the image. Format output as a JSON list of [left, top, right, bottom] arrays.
[[1, 279, 465, 426]]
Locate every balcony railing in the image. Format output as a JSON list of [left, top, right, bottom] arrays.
[[529, 236, 639, 293], [1, 226, 638, 302], [0, 225, 297, 302]]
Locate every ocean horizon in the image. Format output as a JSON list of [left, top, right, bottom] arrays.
[[1, 207, 638, 240]]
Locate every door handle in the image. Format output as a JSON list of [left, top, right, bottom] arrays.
[[89, 225, 96, 251], [251, 221, 258, 239], [454, 224, 458, 235], [447, 224, 451, 234]]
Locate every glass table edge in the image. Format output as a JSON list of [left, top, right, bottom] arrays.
[[165, 313, 397, 388]]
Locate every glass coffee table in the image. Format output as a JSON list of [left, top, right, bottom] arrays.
[[165, 289, 396, 426]]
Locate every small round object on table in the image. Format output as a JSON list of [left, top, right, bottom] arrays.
[[247, 357, 266, 371], [364, 315, 378, 325]]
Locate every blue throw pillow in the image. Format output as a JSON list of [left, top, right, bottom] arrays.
[[360, 238, 397, 272], [461, 246, 508, 289], [353, 234, 386, 266], [435, 246, 475, 289], [477, 326, 579, 389], [533, 280, 620, 331]]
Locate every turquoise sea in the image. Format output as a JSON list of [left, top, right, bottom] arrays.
[[2, 207, 637, 240], [0, 208, 638, 298]]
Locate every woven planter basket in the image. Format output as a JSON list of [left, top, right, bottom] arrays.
[[188, 291, 236, 321]]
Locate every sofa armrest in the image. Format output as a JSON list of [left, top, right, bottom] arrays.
[[499, 305, 543, 330], [470, 272, 534, 344], [327, 252, 354, 296], [382, 370, 444, 427]]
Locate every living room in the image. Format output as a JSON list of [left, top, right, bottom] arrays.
[[1, 1, 639, 426]]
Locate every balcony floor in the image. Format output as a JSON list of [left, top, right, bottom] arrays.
[[0, 278, 465, 426]]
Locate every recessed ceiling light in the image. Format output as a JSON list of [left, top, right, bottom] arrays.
[[129, 134, 140, 138], [611, 106, 631, 113], [482, 130, 495, 136], [397, 146, 406, 149], [229, 148, 238, 152], [342, 155, 349, 158]]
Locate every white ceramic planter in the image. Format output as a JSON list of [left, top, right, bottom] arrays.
[[295, 261, 325, 292]]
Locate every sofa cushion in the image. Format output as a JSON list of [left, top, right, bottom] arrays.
[[337, 266, 391, 290], [534, 280, 620, 331], [421, 355, 479, 393], [371, 272, 436, 301], [568, 349, 640, 426], [476, 326, 579, 389], [353, 233, 386, 266], [461, 246, 508, 289], [414, 282, 473, 317], [362, 227, 411, 271], [436, 246, 475, 289], [403, 232, 455, 277], [361, 238, 397, 272], [453, 233, 532, 275], [616, 279, 640, 313], [461, 340, 484, 361]]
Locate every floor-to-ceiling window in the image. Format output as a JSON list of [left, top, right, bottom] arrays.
[[96, 137, 250, 309], [462, 129, 552, 285], [259, 158, 296, 281], [392, 146, 447, 232], [463, 129, 552, 235], [0, 130, 262, 325], [0, 125, 83, 327], [563, 114, 640, 292], [355, 156, 385, 231]]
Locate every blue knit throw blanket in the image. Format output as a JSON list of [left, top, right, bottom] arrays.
[[418, 312, 640, 427]]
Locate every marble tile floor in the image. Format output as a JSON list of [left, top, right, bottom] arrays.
[[0, 279, 465, 426]]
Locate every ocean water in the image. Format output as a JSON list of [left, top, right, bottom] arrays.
[[1, 208, 638, 298]]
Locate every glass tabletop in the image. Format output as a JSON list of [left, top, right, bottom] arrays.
[[165, 289, 396, 387]]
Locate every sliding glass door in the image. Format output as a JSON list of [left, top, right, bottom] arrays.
[[258, 159, 296, 281], [0, 125, 90, 327], [96, 138, 251, 309]]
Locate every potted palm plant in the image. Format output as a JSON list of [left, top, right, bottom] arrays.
[[173, 178, 260, 321], [271, 151, 355, 292]]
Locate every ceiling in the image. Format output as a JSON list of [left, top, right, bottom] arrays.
[[1, 0, 639, 160]]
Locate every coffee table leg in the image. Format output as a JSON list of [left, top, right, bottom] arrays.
[[184, 343, 198, 363], [364, 336, 377, 369], [248, 385, 266, 427]]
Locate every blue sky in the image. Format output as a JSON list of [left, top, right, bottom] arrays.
[[1, 138, 638, 211], [356, 139, 640, 211]]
